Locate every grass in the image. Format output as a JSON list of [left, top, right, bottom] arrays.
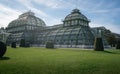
[[0, 47, 120, 74]]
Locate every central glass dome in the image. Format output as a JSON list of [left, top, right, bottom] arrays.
[[35, 9, 95, 48], [63, 9, 90, 27], [8, 11, 46, 28], [64, 9, 89, 21]]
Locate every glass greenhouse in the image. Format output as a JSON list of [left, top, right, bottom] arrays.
[[6, 9, 109, 48]]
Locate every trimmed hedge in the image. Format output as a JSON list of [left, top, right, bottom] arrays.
[[11, 42, 16, 48], [0, 41, 7, 58], [46, 41, 54, 49], [25, 42, 30, 47], [20, 39, 30, 47], [116, 40, 120, 49], [94, 37, 104, 51], [20, 39, 25, 47]]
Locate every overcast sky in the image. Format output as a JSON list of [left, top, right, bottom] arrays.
[[0, 0, 120, 34]]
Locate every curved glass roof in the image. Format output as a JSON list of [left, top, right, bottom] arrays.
[[8, 11, 46, 28], [37, 26, 94, 45], [64, 9, 89, 21]]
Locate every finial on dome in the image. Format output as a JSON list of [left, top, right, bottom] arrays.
[[72, 8, 80, 14], [28, 10, 32, 13], [19, 10, 35, 18], [27, 10, 34, 16], [29, 10, 31, 12]]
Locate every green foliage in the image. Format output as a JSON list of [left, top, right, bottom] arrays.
[[94, 37, 104, 51], [0, 41, 7, 58], [11, 42, 16, 48], [46, 41, 54, 49], [1, 47, 120, 74], [116, 40, 120, 49]]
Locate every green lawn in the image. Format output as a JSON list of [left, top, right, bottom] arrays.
[[0, 47, 120, 74]]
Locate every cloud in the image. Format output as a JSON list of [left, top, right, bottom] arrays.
[[17, 0, 63, 26], [90, 9, 109, 13], [90, 22, 120, 34], [0, 0, 120, 34], [32, 0, 76, 9], [17, 0, 48, 17], [106, 24, 120, 34], [0, 3, 21, 27], [33, 0, 61, 8]]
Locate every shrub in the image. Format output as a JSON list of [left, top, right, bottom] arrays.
[[20, 39, 30, 47], [20, 39, 25, 47], [11, 42, 16, 48], [0, 41, 7, 58], [25, 42, 30, 47], [46, 41, 54, 49], [94, 37, 104, 51], [116, 40, 120, 49]]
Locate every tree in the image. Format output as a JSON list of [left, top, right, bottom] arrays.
[[0, 41, 7, 58], [46, 41, 54, 49], [94, 37, 104, 51], [11, 42, 16, 48], [116, 40, 120, 49]]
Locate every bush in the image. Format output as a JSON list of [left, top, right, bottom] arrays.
[[46, 41, 54, 49], [11, 42, 16, 48], [20, 39, 30, 47], [94, 37, 104, 51], [20, 39, 25, 47], [0, 41, 7, 58], [116, 40, 120, 49], [25, 42, 30, 47]]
